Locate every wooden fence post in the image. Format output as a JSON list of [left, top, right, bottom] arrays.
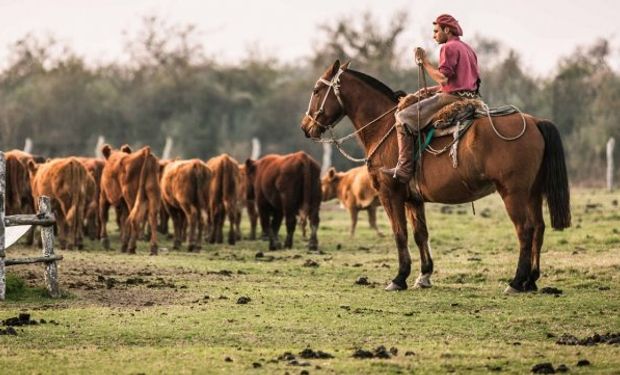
[[39, 196, 60, 297], [251, 137, 261, 160], [0, 152, 6, 301], [95, 135, 105, 158], [321, 143, 333, 176], [607, 137, 615, 191]]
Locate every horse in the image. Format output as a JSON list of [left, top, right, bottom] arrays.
[[300, 60, 571, 293]]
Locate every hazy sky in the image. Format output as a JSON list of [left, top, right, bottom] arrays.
[[0, 0, 618, 75]]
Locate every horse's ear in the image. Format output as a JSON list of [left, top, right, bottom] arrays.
[[327, 167, 336, 178], [331, 60, 341, 76], [27, 159, 38, 175], [341, 61, 351, 70], [101, 144, 112, 160]]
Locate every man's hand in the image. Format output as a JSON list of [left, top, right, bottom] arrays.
[[414, 88, 429, 97], [414, 47, 426, 65], [398, 93, 420, 111]]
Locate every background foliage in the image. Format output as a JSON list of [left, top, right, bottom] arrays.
[[0, 13, 618, 183]]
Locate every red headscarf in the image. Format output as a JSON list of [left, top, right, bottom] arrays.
[[433, 14, 463, 36]]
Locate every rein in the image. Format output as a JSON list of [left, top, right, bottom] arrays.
[[307, 68, 398, 164]]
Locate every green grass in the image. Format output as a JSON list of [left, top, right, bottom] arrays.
[[1, 188, 619, 374]]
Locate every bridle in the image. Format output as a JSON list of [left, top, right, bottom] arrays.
[[304, 67, 346, 130], [305, 67, 398, 164]]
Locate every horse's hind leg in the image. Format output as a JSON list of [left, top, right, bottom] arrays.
[[524, 194, 545, 291], [406, 201, 433, 288], [501, 192, 535, 293]]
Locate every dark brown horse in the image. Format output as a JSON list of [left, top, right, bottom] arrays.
[[301, 60, 571, 293], [245, 152, 321, 251]]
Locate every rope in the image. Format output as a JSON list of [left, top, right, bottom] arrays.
[[482, 102, 527, 141], [313, 106, 398, 164], [416, 59, 425, 173]]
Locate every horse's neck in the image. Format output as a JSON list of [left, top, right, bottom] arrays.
[[343, 78, 398, 168]]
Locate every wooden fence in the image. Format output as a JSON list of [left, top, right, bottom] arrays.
[[0, 151, 62, 300]]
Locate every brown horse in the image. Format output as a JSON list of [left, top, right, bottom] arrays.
[[301, 60, 571, 293]]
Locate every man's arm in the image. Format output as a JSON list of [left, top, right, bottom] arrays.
[[415, 48, 448, 86], [422, 60, 448, 86]]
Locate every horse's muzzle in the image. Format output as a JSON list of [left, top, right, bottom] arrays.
[[300, 115, 315, 138]]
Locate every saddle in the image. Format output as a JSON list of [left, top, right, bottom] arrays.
[[429, 98, 485, 131], [412, 99, 520, 167]]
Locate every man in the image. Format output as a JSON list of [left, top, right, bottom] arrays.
[[381, 14, 480, 183]]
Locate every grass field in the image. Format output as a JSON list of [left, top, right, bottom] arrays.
[[1, 189, 619, 374]]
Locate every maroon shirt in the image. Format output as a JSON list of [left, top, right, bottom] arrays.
[[438, 37, 479, 93]]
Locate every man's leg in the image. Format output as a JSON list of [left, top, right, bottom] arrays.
[[380, 122, 414, 183], [381, 94, 460, 183]]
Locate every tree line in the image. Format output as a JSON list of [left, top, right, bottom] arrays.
[[0, 13, 617, 184]]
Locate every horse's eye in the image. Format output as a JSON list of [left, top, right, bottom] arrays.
[[313, 88, 319, 95]]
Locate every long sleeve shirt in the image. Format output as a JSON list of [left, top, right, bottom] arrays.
[[438, 37, 480, 93]]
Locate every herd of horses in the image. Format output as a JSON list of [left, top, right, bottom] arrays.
[[3, 60, 572, 294]]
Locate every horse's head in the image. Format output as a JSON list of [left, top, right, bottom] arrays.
[[301, 59, 350, 139], [320, 166, 342, 201]]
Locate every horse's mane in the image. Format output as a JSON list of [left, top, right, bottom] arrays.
[[346, 69, 406, 102]]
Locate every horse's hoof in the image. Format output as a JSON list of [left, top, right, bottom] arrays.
[[414, 274, 432, 288], [503, 285, 521, 294], [524, 281, 538, 292], [384, 282, 405, 291]]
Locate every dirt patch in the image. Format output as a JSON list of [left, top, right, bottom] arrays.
[[273, 349, 334, 367], [576, 359, 591, 367], [556, 333, 620, 346], [299, 348, 334, 359], [556, 364, 569, 373], [531, 362, 555, 374], [445, 273, 487, 284], [1, 313, 60, 336], [206, 270, 234, 277], [2, 313, 40, 326], [352, 345, 397, 359], [303, 260, 319, 268], [236, 296, 251, 304], [0, 327, 18, 335], [0, 259, 205, 308], [540, 287, 563, 295]]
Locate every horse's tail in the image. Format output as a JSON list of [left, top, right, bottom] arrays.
[[536, 120, 571, 230]]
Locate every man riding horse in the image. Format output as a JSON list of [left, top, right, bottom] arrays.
[[381, 14, 481, 183]]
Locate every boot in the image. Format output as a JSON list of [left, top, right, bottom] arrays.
[[380, 124, 414, 183]]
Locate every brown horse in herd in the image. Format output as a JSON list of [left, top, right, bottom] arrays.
[[301, 60, 571, 293], [245, 152, 321, 251], [99, 145, 161, 255]]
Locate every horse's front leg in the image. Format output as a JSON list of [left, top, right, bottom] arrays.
[[378, 187, 411, 291], [406, 201, 433, 288]]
